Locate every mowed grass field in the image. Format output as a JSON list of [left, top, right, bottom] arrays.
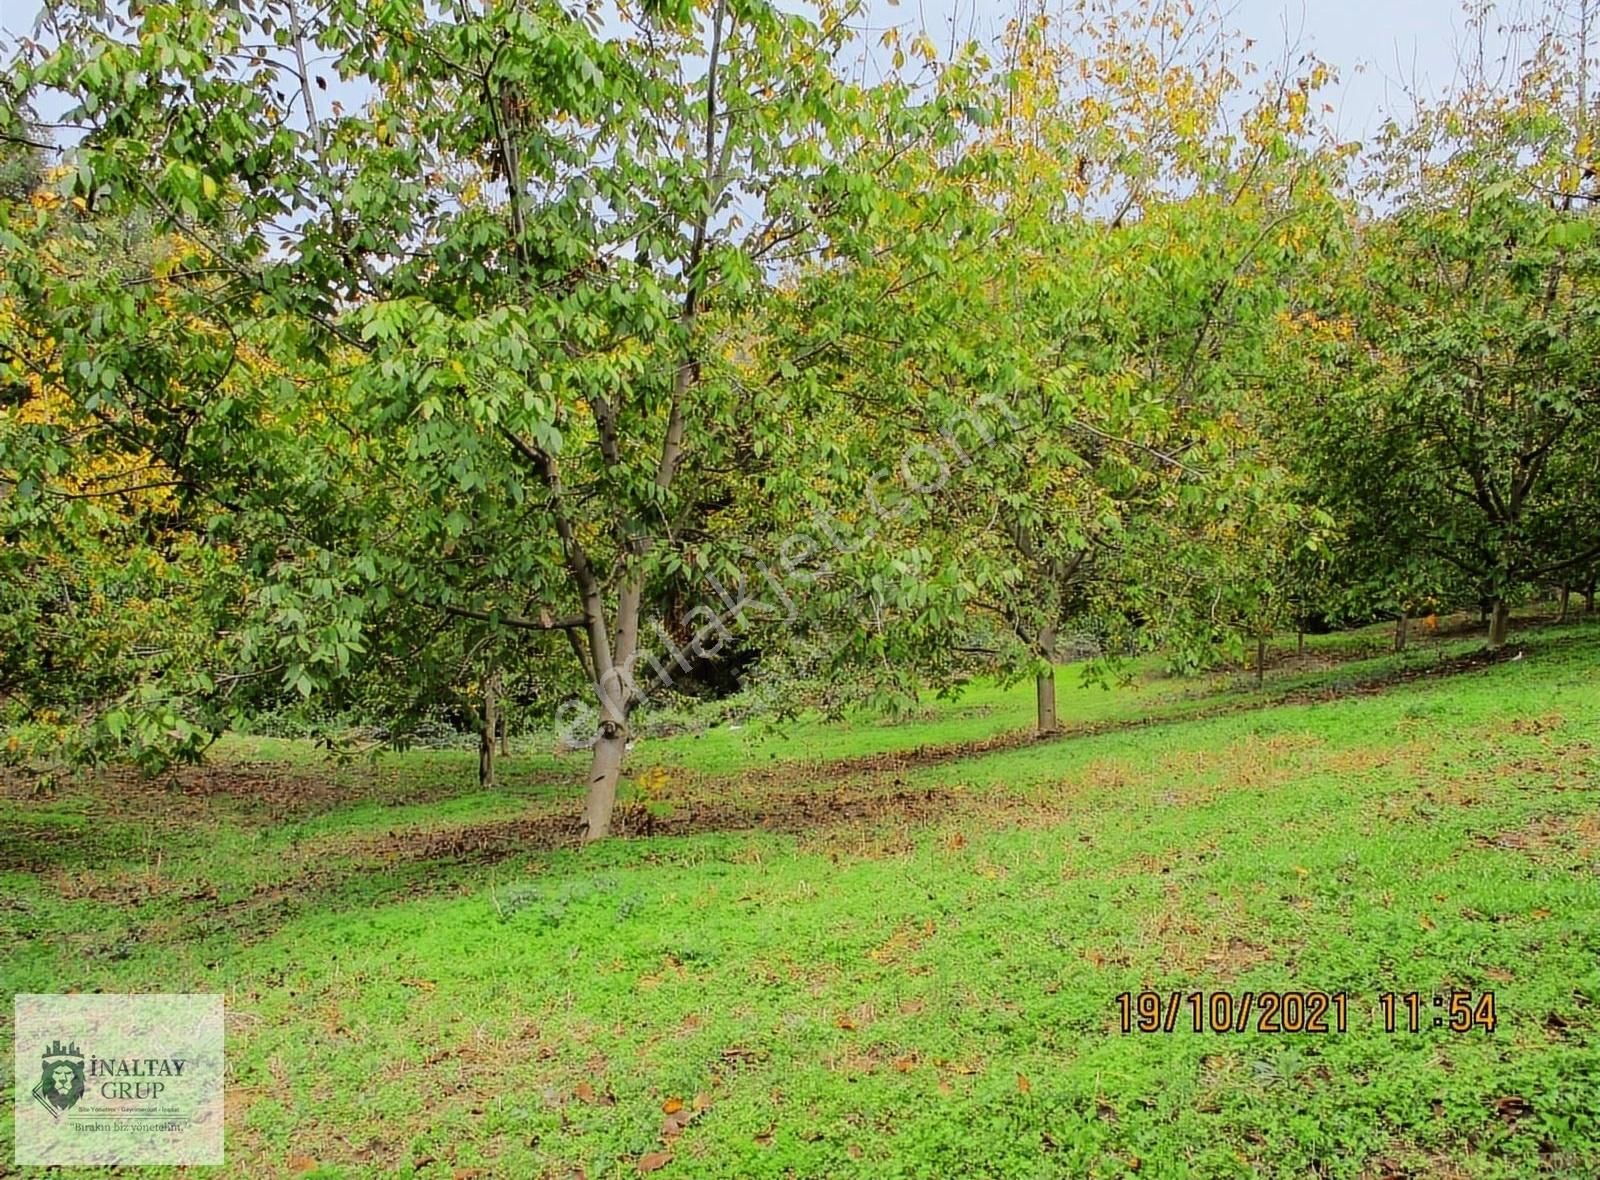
[[4, 615, 1599, 1178]]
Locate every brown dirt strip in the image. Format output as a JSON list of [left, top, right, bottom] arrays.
[[355, 783, 964, 861], [63, 675, 1600, 955], [0, 642, 1534, 884], [144, 784, 968, 945], [171, 710, 1598, 946], [704, 645, 1529, 788]]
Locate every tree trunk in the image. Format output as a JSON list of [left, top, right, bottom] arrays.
[[1393, 611, 1409, 653], [1588, 579, 1597, 614], [478, 672, 498, 788], [1035, 669, 1057, 734], [1487, 599, 1512, 649], [499, 712, 510, 757], [1035, 625, 1058, 734], [1255, 632, 1267, 690], [1558, 585, 1571, 623], [585, 723, 628, 841]]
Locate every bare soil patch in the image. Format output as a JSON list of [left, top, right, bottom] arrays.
[[1474, 813, 1600, 860]]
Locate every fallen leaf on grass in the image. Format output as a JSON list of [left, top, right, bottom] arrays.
[[1494, 1094, 1535, 1123], [288, 1155, 317, 1174], [660, 1093, 710, 1141], [573, 1081, 615, 1106], [638, 1150, 672, 1173], [1016, 1073, 1032, 1094]]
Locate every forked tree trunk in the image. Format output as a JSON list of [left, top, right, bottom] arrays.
[[1035, 625, 1058, 734], [568, 0, 730, 840], [479, 672, 499, 788], [1487, 599, 1512, 649], [585, 722, 628, 841], [1393, 611, 1409, 653]]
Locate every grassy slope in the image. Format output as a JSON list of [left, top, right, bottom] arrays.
[[3, 617, 1599, 1178]]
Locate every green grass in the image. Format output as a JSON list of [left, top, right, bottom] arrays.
[[4, 615, 1599, 1178]]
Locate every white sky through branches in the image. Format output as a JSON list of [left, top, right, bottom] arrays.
[[0, 0, 1490, 148]]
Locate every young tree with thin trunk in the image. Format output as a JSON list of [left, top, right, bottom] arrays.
[[756, 1, 1349, 733]]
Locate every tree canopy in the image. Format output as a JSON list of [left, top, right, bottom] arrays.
[[3, 0, 1598, 836]]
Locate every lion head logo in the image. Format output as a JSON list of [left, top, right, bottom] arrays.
[[31, 1040, 85, 1120]]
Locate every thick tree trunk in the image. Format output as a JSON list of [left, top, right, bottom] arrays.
[[1393, 611, 1409, 653], [1487, 599, 1512, 649], [1255, 632, 1267, 690], [1558, 585, 1572, 623], [478, 672, 498, 788], [585, 723, 628, 841]]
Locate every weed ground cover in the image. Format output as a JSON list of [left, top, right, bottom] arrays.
[[3, 617, 1598, 1177]]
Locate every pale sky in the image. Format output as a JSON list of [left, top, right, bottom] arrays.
[[0, 0, 1491, 146], [865, 0, 1489, 146]]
